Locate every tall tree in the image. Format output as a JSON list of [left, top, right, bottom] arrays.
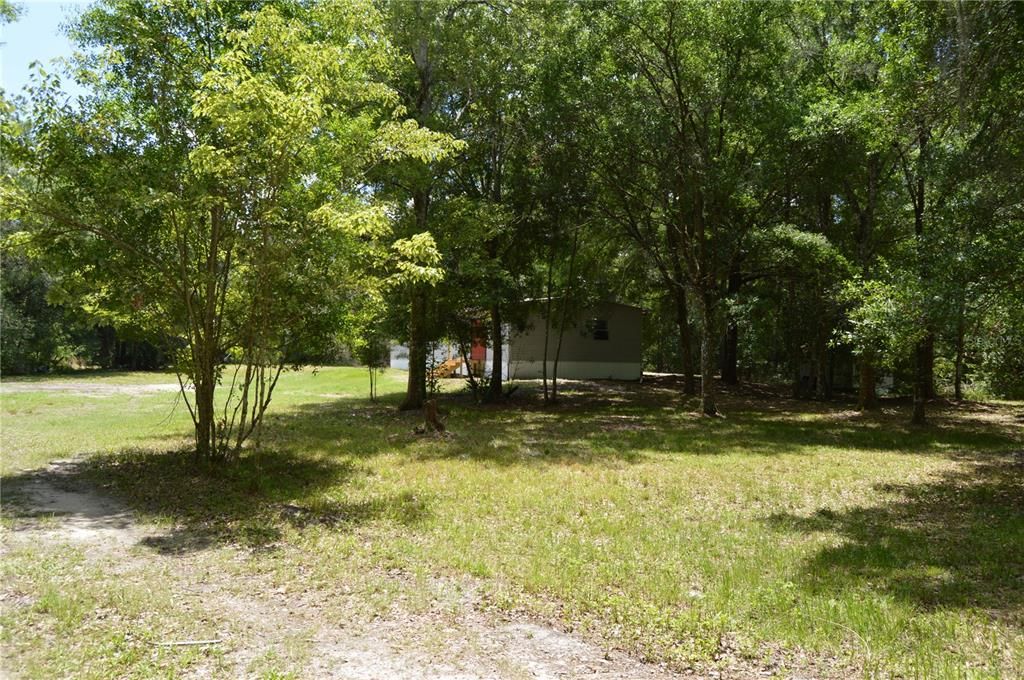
[[3, 0, 452, 460], [593, 0, 796, 415]]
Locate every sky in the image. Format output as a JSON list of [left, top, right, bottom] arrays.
[[1, 1, 90, 98]]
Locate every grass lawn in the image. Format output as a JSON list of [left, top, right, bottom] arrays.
[[2, 367, 1022, 678]]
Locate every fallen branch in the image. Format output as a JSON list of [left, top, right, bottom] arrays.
[[147, 639, 222, 647]]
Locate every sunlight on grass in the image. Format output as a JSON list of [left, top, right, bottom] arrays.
[[2, 367, 1022, 678]]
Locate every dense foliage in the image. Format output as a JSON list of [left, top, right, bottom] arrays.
[[2, 0, 1022, 447]]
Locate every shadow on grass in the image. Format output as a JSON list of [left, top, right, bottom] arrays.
[[242, 378, 1021, 469], [2, 447, 430, 555], [4, 377, 1018, 560], [766, 453, 1024, 614]]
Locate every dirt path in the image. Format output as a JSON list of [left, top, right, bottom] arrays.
[[2, 462, 681, 679], [0, 382, 182, 396]]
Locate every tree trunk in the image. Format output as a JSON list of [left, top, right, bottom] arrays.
[[912, 339, 929, 425], [785, 277, 802, 399], [485, 304, 503, 402], [909, 124, 931, 422], [552, 298, 571, 404], [699, 296, 718, 416], [922, 332, 935, 399], [814, 321, 828, 400], [858, 357, 878, 410], [401, 171, 431, 409], [665, 217, 696, 395], [98, 326, 114, 368], [551, 227, 580, 403], [424, 399, 444, 432], [400, 288, 427, 411], [814, 190, 833, 402], [189, 329, 219, 461], [814, 347, 828, 401], [847, 156, 881, 407], [722, 323, 739, 386], [400, 26, 434, 413], [721, 267, 740, 385], [542, 251, 554, 404], [913, 358, 929, 421], [825, 349, 834, 400], [194, 374, 215, 460], [954, 313, 965, 401], [673, 287, 696, 395]]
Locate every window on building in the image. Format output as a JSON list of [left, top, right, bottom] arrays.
[[589, 318, 609, 340]]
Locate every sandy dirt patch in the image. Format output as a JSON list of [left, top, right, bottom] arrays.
[[1, 461, 683, 679], [0, 382, 183, 397]]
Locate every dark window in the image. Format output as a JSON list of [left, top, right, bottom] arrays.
[[590, 318, 609, 341]]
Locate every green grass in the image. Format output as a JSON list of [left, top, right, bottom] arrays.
[[0, 367, 406, 474], [0, 542, 225, 678], [3, 367, 1022, 678]]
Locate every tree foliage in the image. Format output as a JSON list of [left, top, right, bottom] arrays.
[[2, 0, 1022, 438], [2, 0, 455, 460]]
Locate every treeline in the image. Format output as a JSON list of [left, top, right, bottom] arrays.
[[1, 238, 169, 373], [375, 0, 1024, 416], [2, 1, 1022, 459]]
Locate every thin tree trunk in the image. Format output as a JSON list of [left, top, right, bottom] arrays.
[[194, 373, 215, 460], [551, 317, 564, 402], [954, 347, 964, 402], [912, 342, 928, 425], [954, 310, 965, 401], [825, 349, 834, 399], [485, 304, 503, 402], [858, 357, 878, 410], [791, 363, 802, 400], [814, 314, 829, 400], [815, 189, 833, 402], [922, 332, 935, 399], [673, 287, 696, 395], [909, 124, 931, 423], [401, 26, 433, 412], [785, 277, 802, 399], [814, 337, 828, 401], [912, 199, 935, 405], [552, 300, 570, 403], [401, 288, 427, 411], [542, 244, 554, 403], [722, 268, 740, 385], [699, 295, 718, 416], [458, 339, 481, 399], [551, 227, 580, 403], [193, 207, 223, 460], [847, 157, 881, 413], [191, 325, 218, 461], [723, 324, 739, 385], [666, 215, 696, 395]]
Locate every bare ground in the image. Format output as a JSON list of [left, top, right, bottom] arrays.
[[0, 382, 182, 397], [1, 461, 684, 679]]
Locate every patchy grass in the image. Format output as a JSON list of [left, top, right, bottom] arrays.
[[0, 366, 406, 474], [2, 367, 1022, 678], [0, 542, 227, 678]]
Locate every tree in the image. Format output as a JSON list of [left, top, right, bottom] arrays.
[[0, 234, 86, 373], [376, 1, 466, 411], [423, 1, 523, 403], [3, 0, 452, 461], [831, 1, 1024, 420], [593, 0, 797, 415]]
